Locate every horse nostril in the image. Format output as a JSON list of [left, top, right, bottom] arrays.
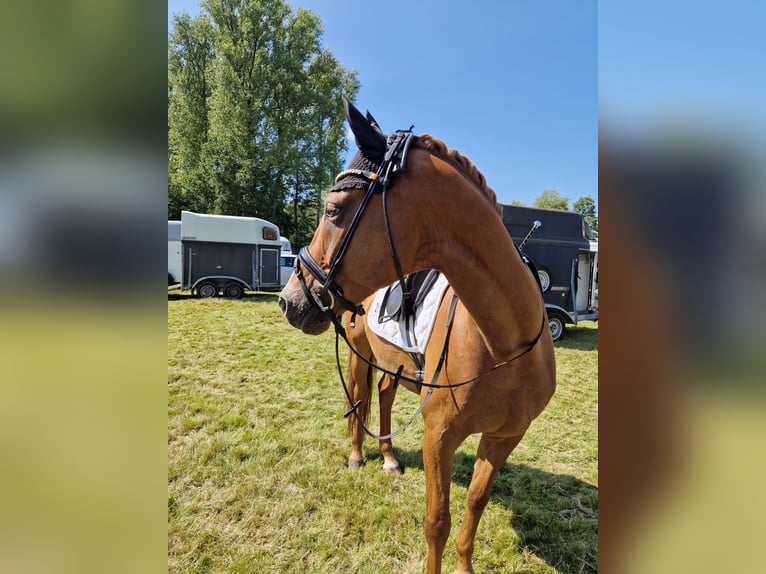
[[278, 296, 287, 314]]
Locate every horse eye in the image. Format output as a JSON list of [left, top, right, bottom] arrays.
[[325, 203, 341, 218]]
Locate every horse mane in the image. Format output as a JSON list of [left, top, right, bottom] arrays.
[[416, 134, 502, 216]]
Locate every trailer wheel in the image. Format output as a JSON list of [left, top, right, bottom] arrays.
[[547, 311, 566, 342], [223, 282, 244, 299], [537, 269, 551, 292], [197, 282, 218, 298]]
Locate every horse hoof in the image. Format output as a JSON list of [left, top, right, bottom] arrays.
[[347, 459, 365, 470], [383, 462, 403, 474]]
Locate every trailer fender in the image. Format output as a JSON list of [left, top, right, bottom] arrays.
[[191, 276, 252, 291], [545, 304, 575, 324], [191, 276, 251, 299]]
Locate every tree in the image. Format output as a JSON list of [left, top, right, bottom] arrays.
[[509, 200, 525, 206], [202, 0, 295, 220], [280, 46, 359, 247], [573, 195, 598, 235], [168, 0, 358, 248], [168, 13, 216, 218], [533, 189, 569, 210]]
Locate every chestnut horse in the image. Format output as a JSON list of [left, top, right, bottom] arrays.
[[279, 99, 556, 574]]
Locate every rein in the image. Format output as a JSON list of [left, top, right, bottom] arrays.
[[294, 128, 548, 440]]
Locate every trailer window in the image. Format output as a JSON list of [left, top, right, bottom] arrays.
[[262, 227, 277, 240]]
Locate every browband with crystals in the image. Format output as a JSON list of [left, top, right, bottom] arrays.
[[334, 168, 378, 183]]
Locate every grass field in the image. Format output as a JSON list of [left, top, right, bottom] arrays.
[[168, 292, 597, 573]]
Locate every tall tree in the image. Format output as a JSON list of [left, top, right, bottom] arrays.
[[168, 13, 216, 218], [573, 195, 598, 235], [168, 0, 358, 246], [533, 189, 569, 210], [203, 0, 290, 219], [288, 47, 359, 248]]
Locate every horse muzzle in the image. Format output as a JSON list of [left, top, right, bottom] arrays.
[[278, 279, 332, 335]]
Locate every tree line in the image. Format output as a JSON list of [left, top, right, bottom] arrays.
[[168, 0, 359, 249]]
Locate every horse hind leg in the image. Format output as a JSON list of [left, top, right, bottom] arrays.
[[347, 350, 373, 470], [377, 373, 402, 474], [453, 433, 524, 574]]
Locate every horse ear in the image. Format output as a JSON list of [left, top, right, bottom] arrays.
[[343, 96, 386, 163], [364, 110, 385, 137]]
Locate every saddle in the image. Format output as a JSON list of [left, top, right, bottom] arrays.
[[368, 269, 449, 386], [377, 269, 441, 324]]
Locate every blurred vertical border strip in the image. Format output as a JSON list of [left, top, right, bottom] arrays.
[[0, 2, 168, 574], [599, 1, 766, 572]]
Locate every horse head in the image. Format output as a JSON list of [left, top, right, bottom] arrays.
[[279, 97, 422, 334]]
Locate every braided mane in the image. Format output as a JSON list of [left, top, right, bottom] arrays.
[[416, 134, 502, 216]]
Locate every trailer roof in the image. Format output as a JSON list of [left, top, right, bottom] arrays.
[[501, 204, 592, 248], [180, 211, 280, 245]]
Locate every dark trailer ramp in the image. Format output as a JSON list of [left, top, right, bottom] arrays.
[[501, 205, 598, 341]]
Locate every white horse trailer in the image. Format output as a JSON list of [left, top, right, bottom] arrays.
[[174, 211, 283, 298]]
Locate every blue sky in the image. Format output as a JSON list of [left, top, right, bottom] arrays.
[[169, 0, 597, 208], [599, 0, 765, 140]]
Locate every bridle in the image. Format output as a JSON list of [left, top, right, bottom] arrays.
[[294, 128, 417, 325], [293, 127, 547, 441]]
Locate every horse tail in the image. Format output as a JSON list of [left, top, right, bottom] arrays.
[[347, 349, 375, 436]]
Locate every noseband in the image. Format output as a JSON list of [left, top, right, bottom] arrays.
[[295, 129, 417, 322]]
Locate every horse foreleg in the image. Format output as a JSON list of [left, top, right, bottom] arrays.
[[378, 374, 402, 473], [347, 353, 372, 470], [422, 429, 457, 574], [453, 434, 523, 574]]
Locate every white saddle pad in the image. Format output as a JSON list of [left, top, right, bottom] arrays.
[[367, 273, 450, 354]]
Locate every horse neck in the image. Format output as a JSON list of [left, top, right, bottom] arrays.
[[407, 153, 543, 359]]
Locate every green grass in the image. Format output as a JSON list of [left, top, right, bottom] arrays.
[[168, 293, 597, 573]]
